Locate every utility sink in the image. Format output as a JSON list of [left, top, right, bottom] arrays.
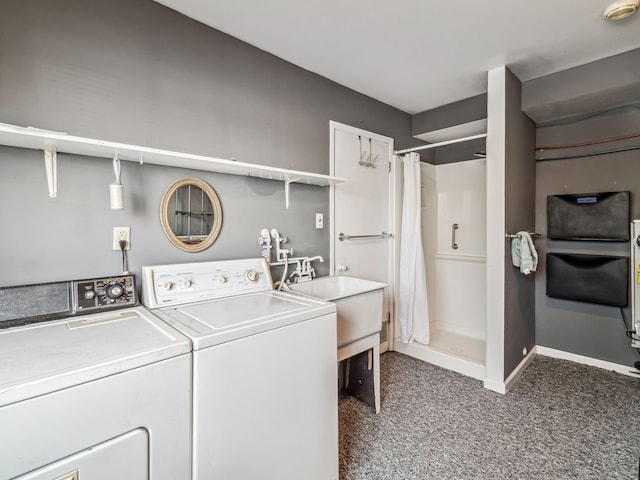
[[288, 275, 387, 414], [288, 275, 386, 349]]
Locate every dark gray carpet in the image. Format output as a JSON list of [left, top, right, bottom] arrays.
[[339, 352, 640, 480]]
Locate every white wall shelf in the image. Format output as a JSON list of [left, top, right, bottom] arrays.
[[394, 133, 487, 155], [414, 119, 487, 144], [0, 123, 346, 205]]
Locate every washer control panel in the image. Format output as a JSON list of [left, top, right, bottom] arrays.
[[141, 258, 272, 309], [74, 275, 136, 312]]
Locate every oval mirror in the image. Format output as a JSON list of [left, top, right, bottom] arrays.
[[160, 178, 223, 252]]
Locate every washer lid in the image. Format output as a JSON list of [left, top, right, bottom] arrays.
[[158, 290, 336, 350], [0, 306, 190, 407]]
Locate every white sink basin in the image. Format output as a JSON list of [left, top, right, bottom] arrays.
[[288, 276, 386, 349]]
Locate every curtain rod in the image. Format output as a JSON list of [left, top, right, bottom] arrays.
[[536, 145, 640, 162], [394, 133, 487, 155]]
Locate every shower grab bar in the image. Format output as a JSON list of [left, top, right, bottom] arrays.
[[451, 224, 459, 250], [338, 231, 393, 241], [505, 232, 542, 240]]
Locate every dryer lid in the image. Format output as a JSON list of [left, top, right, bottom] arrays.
[[0, 306, 190, 407]]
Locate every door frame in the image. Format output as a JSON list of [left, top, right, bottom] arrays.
[[329, 121, 398, 352]]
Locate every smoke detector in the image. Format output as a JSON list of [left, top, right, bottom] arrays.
[[604, 0, 640, 20]]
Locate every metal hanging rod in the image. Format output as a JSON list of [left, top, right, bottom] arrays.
[[338, 231, 393, 241], [505, 232, 542, 240], [394, 133, 487, 155]]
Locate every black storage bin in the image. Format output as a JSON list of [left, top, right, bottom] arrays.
[[547, 191, 630, 241], [546, 253, 628, 307]]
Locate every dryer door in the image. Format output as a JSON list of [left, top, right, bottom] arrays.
[[15, 429, 148, 480]]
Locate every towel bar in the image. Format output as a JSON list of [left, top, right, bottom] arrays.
[[338, 231, 393, 241], [505, 232, 542, 240]]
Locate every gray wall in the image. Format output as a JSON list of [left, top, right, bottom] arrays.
[[504, 70, 537, 377], [411, 94, 487, 165], [0, 0, 418, 288], [1, 147, 328, 286], [412, 94, 487, 137], [535, 106, 640, 367]]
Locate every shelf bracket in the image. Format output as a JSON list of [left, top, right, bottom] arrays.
[[44, 144, 57, 198], [284, 178, 300, 209]]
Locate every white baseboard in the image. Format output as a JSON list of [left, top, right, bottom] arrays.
[[484, 347, 537, 395], [535, 346, 639, 378], [391, 343, 639, 395]]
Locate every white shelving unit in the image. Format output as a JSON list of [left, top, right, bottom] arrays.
[[0, 122, 346, 207], [394, 132, 487, 155]]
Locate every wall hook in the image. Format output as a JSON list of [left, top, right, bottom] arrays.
[[44, 144, 57, 198], [109, 153, 124, 210]]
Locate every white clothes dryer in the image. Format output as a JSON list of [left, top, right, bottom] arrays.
[[0, 275, 191, 480], [141, 258, 338, 480]]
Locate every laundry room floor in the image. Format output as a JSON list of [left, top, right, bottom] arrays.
[[339, 352, 640, 480]]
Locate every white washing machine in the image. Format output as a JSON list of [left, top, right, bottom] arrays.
[[0, 275, 191, 480], [141, 258, 338, 480]]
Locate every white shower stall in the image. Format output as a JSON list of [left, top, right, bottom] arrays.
[[395, 157, 487, 379]]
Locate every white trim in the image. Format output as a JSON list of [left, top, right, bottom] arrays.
[[390, 154, 403, 351], [504, 348, 537, 389], [390, 344, 638, 396], [329, 121, 396, 145], [535, 345, 639, 378], [484, 66, 507, 386], [483, 377, 506, 394], [393, 339, 486, 381], [484, 347, 538, 394]]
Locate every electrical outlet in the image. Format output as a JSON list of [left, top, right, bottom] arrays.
[[315, 213, 324, 229], [113, 226, 130, 250]]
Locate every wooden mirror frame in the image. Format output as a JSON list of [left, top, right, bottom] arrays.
[[160, 178, 223, 252]]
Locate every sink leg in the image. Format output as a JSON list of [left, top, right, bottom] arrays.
[[344, 346, 380, 414]]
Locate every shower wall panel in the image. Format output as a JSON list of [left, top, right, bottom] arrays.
[[421, 159, 486, 340], [435, 160, 486, 257], [434, 256, 486, 340]]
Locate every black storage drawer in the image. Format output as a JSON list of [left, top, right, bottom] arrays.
[[546, 253, 628, 307], [547, 191, 630, 241]]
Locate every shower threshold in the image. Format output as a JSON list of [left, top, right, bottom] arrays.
[[394, 328, 485, 380]]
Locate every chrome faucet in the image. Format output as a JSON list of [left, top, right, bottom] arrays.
[[257, 228, 272, 261], [290, 256, 324, 283], [271, 228, 293, 262]]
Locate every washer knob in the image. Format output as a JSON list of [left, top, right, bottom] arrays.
[[179, 279, 192, 289], [163, 282, 173, 290], [245, 270, 259, 283], [218, 275, 228, 284], [106, 283, 124, 299], [84, 290, 96, 300]]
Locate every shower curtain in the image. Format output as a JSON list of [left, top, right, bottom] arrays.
[[398, 152, 429, 344]]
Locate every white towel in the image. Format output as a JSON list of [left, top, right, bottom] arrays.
[[511, 231, 538, 275]]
